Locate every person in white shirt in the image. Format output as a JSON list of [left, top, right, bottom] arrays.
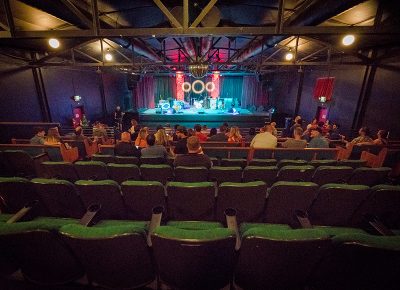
[[250, 124, 278, 148]]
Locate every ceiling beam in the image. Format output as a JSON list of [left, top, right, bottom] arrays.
[[60, 0, 92, 29], [190, 0, 218, 28], [153, 0, 182, 28], [91, 0, 100, 35], [275, 0, 285, 34], [2, 0, 15, 37], [183, 0, 189, 29]]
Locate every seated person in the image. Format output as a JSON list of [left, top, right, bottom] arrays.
[[270, 122, 278, 137], [308, 127, 329, 148], [30, 127, 46, 145], [194, 124, 208, 142], [174, 136, 212, 169], [208, 125, 228, 141], [208, 128, 217, 138], [115, 132, 140, 157], [329, 123, 342, 140], [92, 121, 109, 143], [141, 134, 168, 159], [282, 127, 307, 148], [348, 126, 373, 145], [135, 127, 149, 148], [227, 126, 242, 143], [250, 124, 277, 148], [155, 127, 169, 146], [245, 127, 256, 142], [173, 126, 189, 155], [373, 129, 388, 146], [46, 127, 61, 144]]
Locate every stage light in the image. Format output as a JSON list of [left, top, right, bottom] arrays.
[[192, 80, 205, 94], [182, 82, 191, 93], [342, 34, 355, 46], [285, 52, 294, 61], [105, 52, 113, 61], [205, 82, 215, 93], [189, 63, 208, 78], [48, 38, 60, 49]]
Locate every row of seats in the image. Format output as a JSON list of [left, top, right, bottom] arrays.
[[40, 160, 392, 186], [1, 216, 399, 289], [1, 177, 399, 228]]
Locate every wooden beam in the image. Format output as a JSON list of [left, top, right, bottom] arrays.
[[91, 0, 100, 36], [153, 0, 182, 28], [190, 0, 218, 28], [183, 0, 189, 29]]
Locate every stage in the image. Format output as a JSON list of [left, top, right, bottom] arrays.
[[138, 108, 271, 128]]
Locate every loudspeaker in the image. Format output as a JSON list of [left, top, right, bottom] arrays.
[[127, 74, 141, 90], [155, 108, 162, 114]]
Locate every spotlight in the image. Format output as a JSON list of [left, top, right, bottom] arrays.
[[105, 52, 113, 61], [285, 52, 294, 61], [342, 34, 355, 46], [48, 38, 60, 49]]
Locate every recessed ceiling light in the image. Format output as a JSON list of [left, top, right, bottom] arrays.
[[48, 38, 60, 49], [342, 34, 355, 46]]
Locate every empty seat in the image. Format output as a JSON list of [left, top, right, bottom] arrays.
[[220, 158, 247, 168], [31, 178, 85, 219], [121, 180, 166, 220], [248, 158, 277, 167], [308, 183, 370, 227], [277, 159, 308, 168], [140, 164, 173, 185], [209, 166, 242, 184], [166, 220, 224, 230], [174, 166, 208, 182], [107, 163, 140, 183], [115, 156, 139, 165], [41, 161, 79, 182], [216, 181, 267, 224], [348, 167, 391, 186], [140, 156, 165, 165], [151, 226, 236, 290], [351, 184, 400, 229], [265, 181, 319, 225], [166, 182, 215, 221], [235, 225, 331, 290], [3, 150, 48, 177], [0, 217, 84, 285], [92, 154, 115, 164], [337, 159, 367, 168], [75, 180, 127, 219], [309, 159, 337, 167], [60, 221, 155, 289], [74, 161, 108, 180], [312, 166, 353, 185], [275, 151, 315, 161], [277, 165, 315, 182], [243, 166, 278, 186]]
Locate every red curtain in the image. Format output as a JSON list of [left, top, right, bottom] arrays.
[[241, 76, 268, 108], [313, 77, 335, 101], [136, 75, 155, 108]]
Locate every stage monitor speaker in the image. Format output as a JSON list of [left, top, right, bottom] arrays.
[[155, 108, 162, 114]]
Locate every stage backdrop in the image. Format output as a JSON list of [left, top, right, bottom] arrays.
[[134, 75, 267, 109]]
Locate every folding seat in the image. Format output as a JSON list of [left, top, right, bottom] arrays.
[[248, 158, 277, 166], [67, 140, 87, 159], [308, 183, 370, 227], [174, 166, 208, 182], [277, 159, 308, 168], [3, 150, 47, 177], [74, 161, 108, 180], [166, 220, 224, 230], [202, 148, 229, 159], [107, 163, 140, 183], [115, 155, 139, 165], [312, 166, 353, 185], [351, 184, 400, 229], [121, 180, 166, 220], [229, 148, 250, 159], [60, 221, 155, 289], [140, 164, 173, 185], [92, 154, 115, 164], [75, 180, 127, 219], [31, 178, 85, 219], [209, 166, 242, 184], [276, 165, 315, 182], [151, 226, 236, 290], [309, 159, 337, 167], [311, 233, 400, 290], [235, 225, 331, 290], [166, 182, 216, 221], [275, 150, 315, 161], [0, 217, 84, 285], [0, 177, 47, 216], [220, 158, 247, 168], [41, 161, 79, 182], [140, 156, 165, 165], [337, 159, 367, 168], [348, 167, 392, 186], [265, 181, 319, 225], [166, 156, 175, 167], [252, 149, 274, 159], [216, 181, 267, 224], [0, 151, 12, 176], [242, 166, 278, 187]]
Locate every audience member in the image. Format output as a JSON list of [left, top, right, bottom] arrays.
[[208, 125, 228, 141], [155, 126, 169, 146], [30, 127, 46, 145], [93, 121, 108, 143], [174, 136, 212, 168], [289, 118, 303, 138], [245, 127, 256, 142], [130, 124, 141, 142], [141, 134, 168, 158], [282, 127, 307, 148], [373, 129, 388, 146], [173, 126, 189, 155], [135, 127, 149, 148], [187, 128, 195, 137], [208, 128, 217, 138], [227, 126, 242, 143], [270, 122, 278, 137], [306, 118, 318, 131], [329, 123, 342, 140], [115, 132, 140, 157], [308, 127, 329, 148], [350, 126, 373, 145], [250, 124, 277, 148], [128, 119, 138, 134], [171, 124, 180, 141], [72, 126, 91, 143], [194, 124, 208, 142], [46, 127, 61, 144]]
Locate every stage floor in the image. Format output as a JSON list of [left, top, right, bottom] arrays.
[[141, 108, 256, 116]]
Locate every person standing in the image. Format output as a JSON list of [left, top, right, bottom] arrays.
[[114, 106, 124, 131]]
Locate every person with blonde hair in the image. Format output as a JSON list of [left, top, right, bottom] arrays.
[[227, 126, 242, 143], [46, 127, 61, 144], [135, 127, 149, 148], [155, 127, 169, 146], [115, 131, 140, 157]]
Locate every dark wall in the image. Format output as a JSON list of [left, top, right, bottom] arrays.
[[102, 72, 131, 114]]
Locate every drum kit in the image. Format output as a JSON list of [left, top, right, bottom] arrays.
[[159, 97, 224, 112]]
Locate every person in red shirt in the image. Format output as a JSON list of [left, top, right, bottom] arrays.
[[194, 124, 208, 142]]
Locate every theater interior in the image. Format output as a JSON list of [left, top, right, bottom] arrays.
[[0, 0, 400, 289]]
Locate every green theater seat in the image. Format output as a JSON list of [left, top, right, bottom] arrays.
[[209, 166, 243, 184], [174, 166, 208, 182], [74, 161, 108, 180], [140, 164, 173, 185], [107, 163, 140, 183], [41, 161, 79, 182]]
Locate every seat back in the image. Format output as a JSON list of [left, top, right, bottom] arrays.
[[242, 166, 278, 186], [277, 165, 315, 182], [209, 166, 242, 184], [277, 159, 308, 168], [337, 159, 367, 168], [140, 164, 173, 185], [41, 161, 79, 182], [265, 181, 319, 225], [60, 222, 155, 289], [309, 159, 337, 167], [309, 183, 370, 226], [121, 181, 166, 220], [312, 166, 353, 185], [220, 158, 247, 168], [107, 163, 140, 183], [348, 167, 391, 186], [74, 161, 108, 180], [92, 154, 115, 164], [248, 158, 277, 166], [216, 181, 267, 224], [31, 178, 85, 219], [3, 150, 36, 177], [140, 156, 165, 165], [115, 156, 139, 165], [75, 180, 127, 219], [174, 166, 208, 182], [152, 226, 236, 290], [166, 182, 215, 221], [275, 150, 315, 161], [67, 140, 87, 159]]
